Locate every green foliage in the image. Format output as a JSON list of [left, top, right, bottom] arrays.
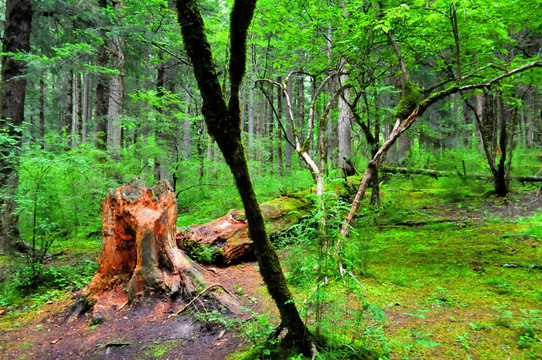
[[180, 239, 223, 264], [279, 176, 388, 358]]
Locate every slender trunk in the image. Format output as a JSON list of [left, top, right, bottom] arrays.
[[276, 77, 283, 174], [338, 58, 351, 175], [39, 77, 45, 146], [72, 72, 82, 148], [297, 75, 304, 139], [65, 71, 74, 138], [155, 54, 166, 181], [82, 73, 91, 143], [285, 80, 293, 173], [107, 22, 124, 160], [94, 0, 108, 150], [268, 82, 274, 169], [183, 92, 192, 158], [248, 85, 254, 160], [176, 0, 310, 352]]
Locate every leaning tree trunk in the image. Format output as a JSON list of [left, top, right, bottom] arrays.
[[88, 178, 204, 299], [176, 0, 311, 354]]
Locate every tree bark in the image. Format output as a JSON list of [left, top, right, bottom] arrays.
[[65, 71, 73, 137], [0, 0, 33, 253], [82, 73, 92, 143], [338, 59, 352, 176]]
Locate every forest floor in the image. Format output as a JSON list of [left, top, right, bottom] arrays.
[[0, 177, 541, 360], [0, 262, 269, 360]]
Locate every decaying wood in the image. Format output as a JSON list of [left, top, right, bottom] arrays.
[[495, 263, 542, 270], [176, 193, 310, 265], [88, 178, 205, 300], [381, 166, 542, 183]]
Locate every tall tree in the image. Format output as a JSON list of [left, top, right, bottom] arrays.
[[106, 1, 125, 160], [175, 0, 312, 354], [0, 0, 33, 253]]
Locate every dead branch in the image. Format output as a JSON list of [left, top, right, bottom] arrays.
[[171, 284, 236, 317]]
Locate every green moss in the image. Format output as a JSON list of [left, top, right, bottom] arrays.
[[394, 81, 422, 119]]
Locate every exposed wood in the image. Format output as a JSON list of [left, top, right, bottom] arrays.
[[88, 178, 205, 300], [176, 193, 310, 265]]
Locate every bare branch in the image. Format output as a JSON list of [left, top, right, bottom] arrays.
[[387, 31, 408, 84], [254, 79, 296, 149]]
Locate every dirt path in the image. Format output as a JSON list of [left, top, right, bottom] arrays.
[[0, 262, 268, 360]]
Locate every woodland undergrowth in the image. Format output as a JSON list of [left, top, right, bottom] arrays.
[[0, 139, 541, 360]]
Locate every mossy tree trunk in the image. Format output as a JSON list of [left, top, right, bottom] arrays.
[[176, 0, 311, 354], [0, 0, 33, 254]]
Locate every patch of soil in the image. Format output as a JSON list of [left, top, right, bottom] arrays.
[[0, 262, 268, 360]]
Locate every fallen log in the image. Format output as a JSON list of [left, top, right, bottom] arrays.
[[176, 192, 311, 266], [381, 166, 542, 183]]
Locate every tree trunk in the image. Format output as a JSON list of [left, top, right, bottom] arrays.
[[248, 85, 254, 160], [285, 79, 293, 173], [39, 77, 46, 146], [0, 0, 33, 253], [89, 178, 204, 299], [82, 73, 92, 143], [338, 60, 352, 176], [107, 3, 124, 160], [276, 76, 283, 174], [65, 71, 74, 136], [72, 72, 82, 148], [94, 0, 109, 150], [176, 0, 311, 353]]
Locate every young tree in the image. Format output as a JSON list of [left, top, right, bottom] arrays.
[[175, 0, 312, 354], [0, 0, 33, 253]]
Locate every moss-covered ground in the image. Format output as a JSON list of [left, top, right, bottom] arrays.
[[282, 176, 541, 359]]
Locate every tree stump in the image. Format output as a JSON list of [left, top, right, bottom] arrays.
[[89, 178, 205, 299]]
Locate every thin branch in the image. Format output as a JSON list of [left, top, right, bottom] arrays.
[[387, 31, 408, 84], [460, 61, 542, 91], [175, 183, 225, 197], [255, 79, 296, 149], [142, 39, 189, 65], [450, 3, 461, 80]]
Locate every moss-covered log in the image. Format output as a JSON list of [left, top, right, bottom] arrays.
[[177, 193, 310, 265]]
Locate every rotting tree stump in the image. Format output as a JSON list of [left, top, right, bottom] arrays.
[[89, 178, 205, 299], [176, 193, 311, 265]]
